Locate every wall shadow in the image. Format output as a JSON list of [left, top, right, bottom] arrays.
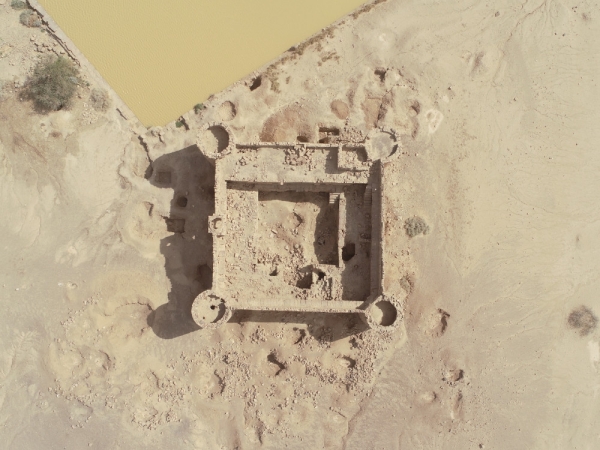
[[146, 145, 215, 339], [340, 185, 371, 301], [314, 192, 339, 265]]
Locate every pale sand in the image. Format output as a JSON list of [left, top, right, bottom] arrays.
[[0, 0, 599, 449]]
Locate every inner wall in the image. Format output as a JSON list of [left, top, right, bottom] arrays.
[[258, 191, 339, 268], [222, 184, 370, 302], [38, 0, 367, 126]]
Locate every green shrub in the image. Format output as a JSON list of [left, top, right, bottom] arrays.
[[10, 0, 28, 10], [24, 56, 80, 112], [19, 10, 41, 28], [193, 103, 205, 113], [404, 216, 429, 238], [89, 87, 110, 112], [175, 120, 184, 128]]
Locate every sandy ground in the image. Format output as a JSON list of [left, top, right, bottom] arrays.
[[1, 0, 600, 449]]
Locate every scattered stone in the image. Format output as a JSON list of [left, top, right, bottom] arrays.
[[10, 0, 27, 10]]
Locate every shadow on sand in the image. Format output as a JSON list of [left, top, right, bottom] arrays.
[[145, 145, 214, 339]]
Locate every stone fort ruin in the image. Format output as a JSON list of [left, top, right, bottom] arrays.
[[192, 122, 403, 331]]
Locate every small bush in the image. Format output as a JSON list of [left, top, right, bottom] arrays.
[[89, 87, 110, 112], [11, 0, 28, 10], [24, 56, 80, 112], [404, 216, 429, 238], [193, 103, 205, 113], [175, 120, 184, 128], [399, 274, 414, 294], [19, 10, 41, 28], [568, 306, 597, 336]]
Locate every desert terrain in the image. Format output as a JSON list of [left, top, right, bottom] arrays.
[[1, 0, 599, 449]]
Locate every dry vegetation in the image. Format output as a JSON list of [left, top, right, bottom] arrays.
[[89, 87, 110, 112], [568, 306, 598, 336], [23, 56, 79, 112], [404, 216, 429, 238], [19, 10, 41, 28]]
